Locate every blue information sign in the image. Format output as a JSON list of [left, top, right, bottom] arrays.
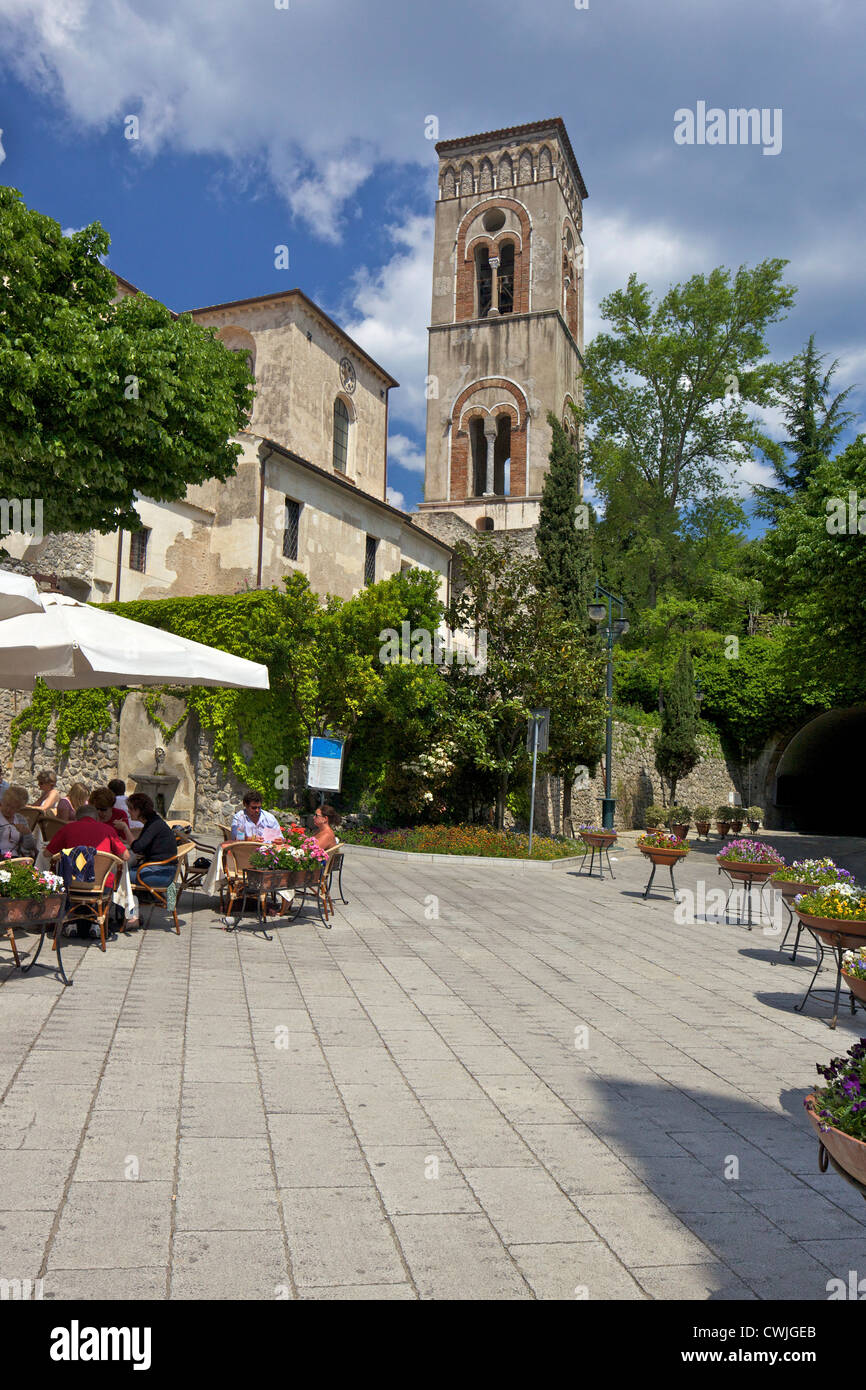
[[307, 735, 344, 791]]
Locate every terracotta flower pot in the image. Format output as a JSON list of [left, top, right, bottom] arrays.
[[730, 820, 744, 834], [669, 823, 690, 840], [748, 820, 761, 833], [695, 821, 711, 838], [639, 846, 689, 868], [805, 1095, 866, 1186], [243, 868, 296, 893], [580, 831, 617, 849], [717, 859, 778, 884], [841, 970, 866, 1004], [0, 895, 65, 930], [715, 821, 731, 836], [774, 878, 825, 902], [794, 911, 866, 951]]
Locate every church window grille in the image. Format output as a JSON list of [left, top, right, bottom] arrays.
[[442, 166, 456, 197], [129, 528, 150, 573], [538, 145, 553, 179], [333, 397, 350, 473], [364, 535, 378, 586], [283, 499, 300, 561], [460, 162, 474, 196], [479, 159, 493, 192]]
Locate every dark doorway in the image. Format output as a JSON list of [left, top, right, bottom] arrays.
[[773, 706, 866, 833]]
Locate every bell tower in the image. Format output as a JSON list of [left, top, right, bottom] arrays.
[[419, 118, 587, 533]]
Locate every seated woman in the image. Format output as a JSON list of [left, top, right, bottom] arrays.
[[311, 804, 342, 853], [56, 781, 90, 823], [0, 785, 37, 858], [126, 792, 179, 888], [91, 787, 135, 846], [33, 769, 62, 814]]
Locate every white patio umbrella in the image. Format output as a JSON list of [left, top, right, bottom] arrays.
[[0, 569, 45, 620], [0, 592, 269, 691]]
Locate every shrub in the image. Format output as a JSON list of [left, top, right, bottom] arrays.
[[665, 804, 691, 826], [644, 804, 666, 828], [693, 804, 712, 821]]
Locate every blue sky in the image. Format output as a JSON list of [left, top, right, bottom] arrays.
[[1, 0, 863, 520]]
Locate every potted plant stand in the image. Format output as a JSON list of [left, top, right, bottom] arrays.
[[638, 843, 689, 900], [842, 968, 866, 1005], [716, 859, 778, 931], [793, 912, 866, 1029], [773, 879, 826, 962], [715, 821, 731, 838], [805, 1097, 866, 1199], [577, 830, 617, 881], [3, 895, 71, 987]]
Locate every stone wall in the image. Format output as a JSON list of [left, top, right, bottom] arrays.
[[532, 721, 743, 835], [0, 689, 119, 795]]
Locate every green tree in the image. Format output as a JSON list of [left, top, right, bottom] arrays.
[[654, 645, 700, 804], [446, 538, 605, 829], [0, 187, 254, 539], [578, 260, 795, 608], [536, 412, 594, 622], [755, 335, 855, 519]]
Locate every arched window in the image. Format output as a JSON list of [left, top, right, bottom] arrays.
[[469, 415, 511, 496], [498, 242, 515, 315], [538, 145, 553, 179], [479, 158, 493, 192], [475, 246, 493, 318], [498, 154, 513, 187], [494, 415, 511, 495], [518, 149, 533, 184], [442, 166, 456, 198], [460, 162, 474, 196], [333, 397, 350, 473]]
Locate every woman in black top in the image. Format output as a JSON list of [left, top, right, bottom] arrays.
[[127, 793, 179, 885]]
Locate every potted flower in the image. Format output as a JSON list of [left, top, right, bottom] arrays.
[[715, 804, 732, 836], [637, 829, 690, 866], [771, 858, 855, 907], [729, 806, 745, 834], [842, 949, 866, 1006], [644, 804, 666, 830], [665, 805, 691, 840], [0, 857, 66, 967], [693, 804, 712, 839], [793, 883, 866, 949], [747, 805, 763, 833], [717, 839, 785, 884], [577, 823, 616, 848], [248, 836, 329, 891], [804, 1038, 866, 1188]]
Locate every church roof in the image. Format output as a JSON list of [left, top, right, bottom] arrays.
[[184, 288, 399, 388], [436, 118, 588, 199]]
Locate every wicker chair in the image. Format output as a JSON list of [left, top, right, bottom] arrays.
[[133, 843, 193, 934], [50, 848, 125, 952], [39, 812, 66, 841], [220, 840, 265, 917]]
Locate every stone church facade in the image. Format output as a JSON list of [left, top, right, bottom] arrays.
[[4, 280, 452, 607]]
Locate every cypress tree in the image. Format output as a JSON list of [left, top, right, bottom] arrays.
[[536, 412, 593, 623], [654, 646, 700, 805]]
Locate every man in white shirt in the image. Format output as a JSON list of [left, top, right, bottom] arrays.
[[230, 791, 280, 840]]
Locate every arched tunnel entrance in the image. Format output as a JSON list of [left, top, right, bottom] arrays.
[[772, 706, 866, 834]]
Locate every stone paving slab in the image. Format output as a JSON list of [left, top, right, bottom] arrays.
[[2, 834, 866, 1300]]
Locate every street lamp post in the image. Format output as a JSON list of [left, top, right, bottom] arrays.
[[588, 584, 629, 830]]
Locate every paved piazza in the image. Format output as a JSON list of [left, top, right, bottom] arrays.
[[2, 833, 865, 1301]]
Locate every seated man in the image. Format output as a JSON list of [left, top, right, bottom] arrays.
[[231, 791, 279, 841], [47, 805, 130, 937]]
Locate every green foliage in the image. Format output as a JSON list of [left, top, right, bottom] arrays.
[[142, 692, 189, 744], [654, 646, 700, 801], [578, 259, 795, 609], [536, 412, 594, 622], [0, 187, 253, 538], [10, 681, 126, 755]]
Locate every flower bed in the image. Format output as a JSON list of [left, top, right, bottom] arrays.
[[807, 1038, 866, 1142], [794, 883, 866, 920], [772, 858, 855, 887], [716, 839, 785, 866], [637, 830, 689, 853], [339, 825, 580, 861]]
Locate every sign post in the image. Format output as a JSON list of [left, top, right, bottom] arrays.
[[307, 733, 344, 799], [526, 708, 550, 857]]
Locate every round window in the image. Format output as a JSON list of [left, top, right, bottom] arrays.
[[482, 208, 506, 234]]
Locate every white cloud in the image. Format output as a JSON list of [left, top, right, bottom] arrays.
[[386, 432, 426, 475], [584, 209, 716, 343], [343, 214, 433, 432], [385, 485, 405, 509]]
